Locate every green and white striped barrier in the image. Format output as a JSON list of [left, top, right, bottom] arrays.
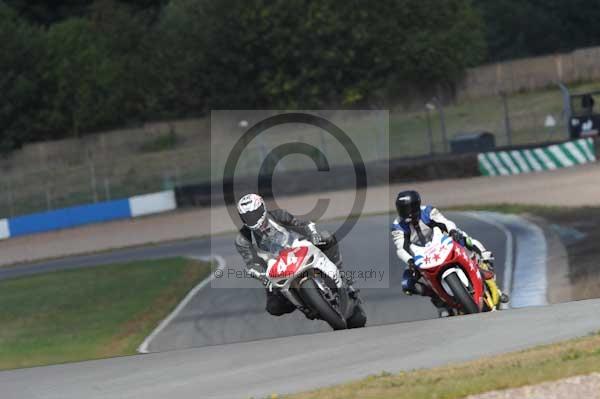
[[478, 138, 596, 176]]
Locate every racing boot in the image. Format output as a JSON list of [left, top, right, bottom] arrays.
[[430, 295, 453, 318], [414, 282, 453, 317], [403, 274, 453, 317], [337, 262, 360, 301], [345, 275, 360, 300]]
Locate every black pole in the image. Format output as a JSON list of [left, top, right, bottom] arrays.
[[433, 98, 448, 153], [500, 91, 512, 146], [425, 108, 434, 155]]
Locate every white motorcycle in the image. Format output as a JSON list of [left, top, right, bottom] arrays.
[[249, 234, 366, 330]]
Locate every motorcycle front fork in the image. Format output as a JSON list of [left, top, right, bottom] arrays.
[[477, 260, 501, 310], [483, 278, 501, 310]]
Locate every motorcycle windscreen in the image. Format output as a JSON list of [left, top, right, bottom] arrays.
[[268, 246, 309, 278]]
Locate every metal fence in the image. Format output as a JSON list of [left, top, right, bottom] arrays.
[[0, 146, 210, 218], [0, 82, 586, 219], [390, 85, 572, 159]]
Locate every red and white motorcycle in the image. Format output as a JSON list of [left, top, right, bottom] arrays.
[[411, 228, 500, 315], [249, 235, 366, 330]]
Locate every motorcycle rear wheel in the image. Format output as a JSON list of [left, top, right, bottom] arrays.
[[299, 278, 347, 330], [445, 273, 479, 314]]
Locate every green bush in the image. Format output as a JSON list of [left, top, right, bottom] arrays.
[[0, 0, 487, 150], [475, 0, 600, 62], [0, 3, 45, 151], [156, 0, 485, 109]]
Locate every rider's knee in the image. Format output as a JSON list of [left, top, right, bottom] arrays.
[[266, 304, 295, 316], [266, 306, 291, 316], [266, 295, 295, 316]]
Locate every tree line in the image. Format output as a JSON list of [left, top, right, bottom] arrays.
[[474, 0, 600, 62], [1, 0, 598, 151]]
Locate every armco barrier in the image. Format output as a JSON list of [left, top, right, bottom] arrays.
[[0, 190, 176, 240], [129, 191, 177, 218], [478, 138, 596, 176], [8, 199, 131, 237]]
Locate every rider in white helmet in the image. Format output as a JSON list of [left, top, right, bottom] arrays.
[[235, 193, 350, 316]]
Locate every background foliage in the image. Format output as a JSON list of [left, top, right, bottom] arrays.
[[0, 0, 597, 150], [473, 0, 600, 62]]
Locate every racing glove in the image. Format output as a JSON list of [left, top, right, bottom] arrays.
[[449, 229, 465, 244], [310, 231, 323, 246], [248, 259, 267, 272], [307, 222, 324, 246], [248, 262, 274, 292]]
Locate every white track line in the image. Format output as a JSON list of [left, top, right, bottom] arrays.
[[500, 216, 548, 308], [464, 212, 514, 310], [137, 254, 226, 354]]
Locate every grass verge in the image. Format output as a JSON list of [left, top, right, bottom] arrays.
[[288, 331, 600, 399], [0, 257, 210, 370], [447, 203, 563, 215]]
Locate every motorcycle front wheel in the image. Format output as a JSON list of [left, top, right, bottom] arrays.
[[299, 278, 347, 330], [445, 273, 480, 314]]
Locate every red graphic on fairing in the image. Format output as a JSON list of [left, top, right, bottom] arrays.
[[414, 233, 486, 312], [268, 246, 309, 278]]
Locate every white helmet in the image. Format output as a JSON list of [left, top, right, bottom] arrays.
[[237, 193, 267, 230]]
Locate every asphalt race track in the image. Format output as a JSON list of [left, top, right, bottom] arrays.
[[4, 299, 600, 399], [0, 212, 542, 399], [146, 213, 510, 351], [0, 212, 510, 351], [4, 211, 599, 399]]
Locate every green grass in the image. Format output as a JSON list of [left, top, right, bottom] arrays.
[[139, 130, 179, 153], [288, 331, 600, 399], [387, 80, 600, 158], [0, 257, 210, 370], [446, 203, 565, 215]]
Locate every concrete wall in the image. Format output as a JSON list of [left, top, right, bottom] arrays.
[[457, 46, 600, 100]]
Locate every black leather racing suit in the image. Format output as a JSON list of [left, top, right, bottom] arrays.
[[234, 209, 340, 316]]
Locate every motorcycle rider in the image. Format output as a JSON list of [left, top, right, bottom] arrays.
[[391, 190, 509, 316], [235, 193, 348, 316]]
